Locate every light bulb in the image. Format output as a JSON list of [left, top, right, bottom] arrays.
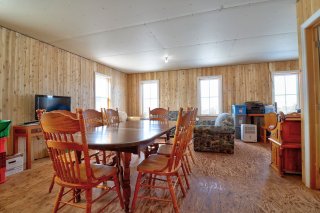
[[164, 56, 169, 63]]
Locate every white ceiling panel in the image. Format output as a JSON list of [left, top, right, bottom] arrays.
[[147, 0, 296, 48], [222, 0, 270, 7], [230, 32, 298, 56], [52, 25, 162, 59], [0, 0, 298, 73], [0, 0, 221, 42], [98, 40, 234, 72]]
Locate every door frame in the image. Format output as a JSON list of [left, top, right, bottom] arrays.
[[301, 9, 320, 189]]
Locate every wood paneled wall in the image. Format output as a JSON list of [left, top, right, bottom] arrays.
[[296, 0, 320, 68], [0, 26, 127, 153], [127, 60, 299, 116]]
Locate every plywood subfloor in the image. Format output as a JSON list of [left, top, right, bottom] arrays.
[[1, 140, 320, 213]]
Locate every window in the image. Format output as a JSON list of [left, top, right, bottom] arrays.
[[95, 72, 111, 111], [272, 72, 299, 114], [140, 80, 159, 117], [198, 76, 222, 115]]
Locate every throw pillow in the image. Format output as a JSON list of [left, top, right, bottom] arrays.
[[215, 113, 234, 127]]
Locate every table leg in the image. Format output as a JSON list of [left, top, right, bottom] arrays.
[[26, 131, 32, 169], [13, 132, 19, 154], [75, 151, 82, 203], [120, 152, 132, 213], [166, 130, 170, 141]]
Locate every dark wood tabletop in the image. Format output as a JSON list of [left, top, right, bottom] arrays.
[[81, 119, 176, 212], [84, 120, 176, 154]]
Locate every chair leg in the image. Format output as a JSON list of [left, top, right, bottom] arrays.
[[95, 153, 100, 164], [184, 155, 192, 173], [152, 175, 157, 186], [167, 175, 179, 213], [176, 172, 186, 197], [181, 163, 190, 189], [187, 144, 196, 164], [53, 186, 64, 213], [182, 157, 190, 175], [49, 174, 56, 193], [261, 128, 267, 143], [85, 188, 92, 213], [131, 172, 143, 212], [113, 173, 124, 209], [102, 151, 107, 165], [148, 174, 153, 185]]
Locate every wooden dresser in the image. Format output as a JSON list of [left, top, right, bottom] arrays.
[[269, 113, 301, 176]]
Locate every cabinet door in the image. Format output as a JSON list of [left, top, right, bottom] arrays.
[[271, 142, 280, 173]]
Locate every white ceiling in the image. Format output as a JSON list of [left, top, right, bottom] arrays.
[[0, 0, 298, 73]]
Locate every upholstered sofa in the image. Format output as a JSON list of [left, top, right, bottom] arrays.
[[193, 113, 235, 154]]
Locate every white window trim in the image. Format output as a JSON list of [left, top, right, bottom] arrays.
[[94, 72, 111, 110], [271, 70, 300, 112], [139, 80, 160, 117], [197, 75, 223, 116]]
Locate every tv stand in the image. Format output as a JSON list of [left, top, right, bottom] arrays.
[[22, 120, 39, 125], [13, 123, 43, 169]]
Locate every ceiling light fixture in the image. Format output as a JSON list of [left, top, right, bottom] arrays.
[[164, 56, 169, 63]]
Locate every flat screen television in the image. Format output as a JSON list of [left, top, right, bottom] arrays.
[[35, 95, 71, 120]]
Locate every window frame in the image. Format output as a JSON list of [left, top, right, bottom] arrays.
[[197, 75, 223, 116], [271, 70, 300, 114], [94, 72, 111, 111], [139, 80, 160, 117]]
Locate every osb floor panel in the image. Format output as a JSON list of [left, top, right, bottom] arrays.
[[1, 140, 320, 213]]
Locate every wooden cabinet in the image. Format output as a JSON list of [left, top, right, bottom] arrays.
[[13, 123, 47, 169], [269, 114, 301, 176]]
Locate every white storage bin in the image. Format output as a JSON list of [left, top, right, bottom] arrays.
[[6, 153, 24, 176], [241, 124, 257, 142]]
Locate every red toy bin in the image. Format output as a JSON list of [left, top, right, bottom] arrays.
[[0, 151, 6, 183]]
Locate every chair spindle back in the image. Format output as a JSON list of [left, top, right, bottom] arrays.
[[40, 109, 93, 184], [149, 107, 169, 123], [104, 108, 120, 126], [167, 108, 193, 171], [83, 109, 105, 128]]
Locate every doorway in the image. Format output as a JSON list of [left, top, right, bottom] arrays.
[[301, 11, 320, 189]]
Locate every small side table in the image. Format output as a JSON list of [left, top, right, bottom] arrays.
[[13, 123, 43, 169]]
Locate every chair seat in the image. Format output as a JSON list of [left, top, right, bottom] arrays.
[[157, 144, 172, 156], [137, 154, 170, 173], [79, 163, 117, 182]]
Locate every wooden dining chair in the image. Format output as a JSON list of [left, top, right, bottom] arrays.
[[260, 112, 278, 143], [145, 107, 170, 157], [157, 107, 197, 175], [83, 109, 105, 127], [103, 108, 120, 127], [83, 109, 116, 165], [184, 107, 198, 171], [149, 107, 170, 122], [131, 108, 193, 213], [39, 108, 124, 212], [36, 109, 101, 193]]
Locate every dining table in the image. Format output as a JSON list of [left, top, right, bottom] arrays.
[[84, 119, 176, 212]]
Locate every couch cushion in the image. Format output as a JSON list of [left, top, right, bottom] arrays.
[[195, 120, 215, 126], [215, 113, 234, 127], [194, 126, 235, 134], [168, 111, 179, 121]]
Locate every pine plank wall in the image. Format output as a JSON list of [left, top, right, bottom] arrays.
[[296, 0, 320, 68], [0, 26, 127, 154], [127, 60, 299, 116]]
